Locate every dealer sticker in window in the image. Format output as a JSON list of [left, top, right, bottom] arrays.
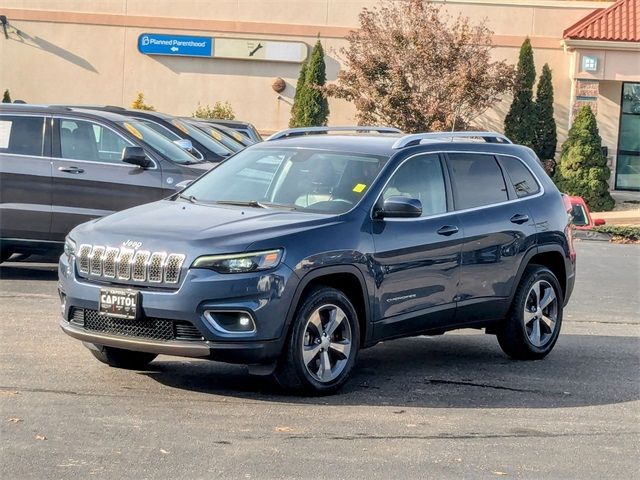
[[352, 183, 367, 193]]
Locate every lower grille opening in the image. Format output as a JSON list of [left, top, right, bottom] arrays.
[[71, 308, 204, 342]]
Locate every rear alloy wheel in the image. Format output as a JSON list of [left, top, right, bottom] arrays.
[[497, 265, 563, 360], [273, 287, 360, 394], [89, 345, 157, 369]]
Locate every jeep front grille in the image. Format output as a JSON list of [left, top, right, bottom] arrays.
[[77, 244, 185, 285]]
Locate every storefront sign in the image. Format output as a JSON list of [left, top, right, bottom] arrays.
[[138, 33, 213, 57], [137, 33, 306, 63]]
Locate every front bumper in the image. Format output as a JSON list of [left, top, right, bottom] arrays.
[[60, 320, 283, 363], [58, 253, 298, 364]]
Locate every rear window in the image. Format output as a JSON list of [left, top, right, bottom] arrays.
[[499, 155, 540, 198], [0, 115, 45, 156], [448, 153, 508, 209]]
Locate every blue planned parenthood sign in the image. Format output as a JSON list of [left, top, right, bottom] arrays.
[[138, 33, 213, 57]]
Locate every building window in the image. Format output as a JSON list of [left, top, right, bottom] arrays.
[[581, 55, 598, 72], [615, 83, 640, 191]]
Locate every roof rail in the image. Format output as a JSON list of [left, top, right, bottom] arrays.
[[392, 131, 512, 149], [266, 126, 402, 141]]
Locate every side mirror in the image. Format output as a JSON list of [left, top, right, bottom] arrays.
[[374, 196, 422, 219], [174, 139, 194, 152], [593, 218, 606, 226], [175, 179, 193, 191], [121, 146, 152, 168]]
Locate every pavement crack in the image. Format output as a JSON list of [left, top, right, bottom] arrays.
[[425, 379, 553, 394], [285, 431, 640, 441]]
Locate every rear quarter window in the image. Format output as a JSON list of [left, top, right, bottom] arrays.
[[0, 115, 45, 156], [499, 155, 541, 198], [447, 153, 508, 210]]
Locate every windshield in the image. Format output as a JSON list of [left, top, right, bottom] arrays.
[[191, 122, 246, 152], [182, 147, 388, 214], [169, 119, 234, 157], [117, 119, 199, 164]]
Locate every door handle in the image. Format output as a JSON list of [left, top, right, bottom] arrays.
[[58, 166, 85, 174], [437, 225, 459, 236], [510, 213, 530, 224]]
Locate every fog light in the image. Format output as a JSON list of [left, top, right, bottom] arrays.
[[204, 311, 256, 335]]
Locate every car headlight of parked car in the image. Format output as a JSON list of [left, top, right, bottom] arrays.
[[64, 236, 76, 259], [191, 249, 283, 274]]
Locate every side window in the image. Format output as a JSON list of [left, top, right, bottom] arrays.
[[60, 119, 133, 163], [0, 115, 45, 156], [499, 156, 540, 198], [382, 154, 447, 217], [448, 153, 508, 209]]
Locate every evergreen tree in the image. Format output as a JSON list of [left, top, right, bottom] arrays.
[[289, 60, 308, 127], [554, 106, 614, 211], [504, 38, 536, 147], [533, 64, 557, 161], [2, 90, 11, 103], [291, 40, 329, 127]]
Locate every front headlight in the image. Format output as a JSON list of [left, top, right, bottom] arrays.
[[64, 237, 76, 257], [191, 249, 283, 274]]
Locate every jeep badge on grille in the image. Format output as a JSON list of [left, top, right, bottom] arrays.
[[122, 240, 143, 249]]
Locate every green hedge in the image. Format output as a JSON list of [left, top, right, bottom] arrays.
[[593, 225, 640, 241]]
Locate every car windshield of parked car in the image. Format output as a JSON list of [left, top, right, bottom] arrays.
[[168, 119, 234, 157], [181, 147, 388, 214], [116, 119, 200, 164], [191, 122, 246, 152]]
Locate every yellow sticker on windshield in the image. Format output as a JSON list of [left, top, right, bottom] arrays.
[[233, 132, 243, 141], [123, 122, 143, 139], [210, 129, 222, 141], [353, 183, 367, 193], [172, 119, 189, 134]]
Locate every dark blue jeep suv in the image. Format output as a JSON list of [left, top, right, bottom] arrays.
[[58, 127, 575, 394]]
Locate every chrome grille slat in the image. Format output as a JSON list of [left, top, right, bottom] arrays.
[[132, 251, 151, 282], [76, 245, 184, 285], [90, 246, 105, 276], [117, 248, 134, 280], [164, 254, 186, 284], [78, 244, 92, 273], [103, 247, 119, 278], [148, 252, 167, 283]]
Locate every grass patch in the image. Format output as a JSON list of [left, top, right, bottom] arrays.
[[593, 225, 640, 243]]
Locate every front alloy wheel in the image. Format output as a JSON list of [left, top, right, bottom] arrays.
[[273, 286, 360, 394], [302, 304, 352, 383]]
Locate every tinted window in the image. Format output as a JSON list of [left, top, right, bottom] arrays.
[[448, 153, 508, 209], [382, 154, 447, 217], [0, 115, 45, 156], [499, 156, 540, 198], [571, 204, 588, 226], [60, 119, 133, 163]]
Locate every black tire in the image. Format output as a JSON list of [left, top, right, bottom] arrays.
[[89, 345, 157, 369], [273, 286, 360, 394], [497, 265, 563, 360]]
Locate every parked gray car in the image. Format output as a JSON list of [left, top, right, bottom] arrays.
[[0, 104, 215, 261]]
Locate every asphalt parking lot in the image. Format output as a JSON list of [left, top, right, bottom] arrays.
[[1, 241, 638, 479]]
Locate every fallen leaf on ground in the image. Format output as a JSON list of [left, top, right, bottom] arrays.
[[8, 417, 23, 423], [275, 426, 294, 432], [492, 472, 508, 476], [35, 434, 47, 441], [160, 449, 170, 454]]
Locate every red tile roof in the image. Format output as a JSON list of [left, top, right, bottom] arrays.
[[563, 0, 639, 42]]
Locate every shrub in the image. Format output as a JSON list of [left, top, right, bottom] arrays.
[[290, 40, 329, 127], [193, 101, 236, 120], [593, 225, 640, 241], [131, 92, 155, 111], [504, 38, 536, 147], [533, 63, 557, 163], [325, 0, 514, 132], [2, 89, 11, 103], [554, 106, 615, 211]]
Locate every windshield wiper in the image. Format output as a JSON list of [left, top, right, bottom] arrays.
[[177, 193, 197, 203], [215, 200, 268, 209]]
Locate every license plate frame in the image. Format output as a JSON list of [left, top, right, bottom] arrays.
[[99, 288, 139, 320]]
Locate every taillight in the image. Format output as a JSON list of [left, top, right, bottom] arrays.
[[566, 225, 576, 263]]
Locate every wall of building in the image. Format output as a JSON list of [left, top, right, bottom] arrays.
[[0, 0, 614, 143]]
